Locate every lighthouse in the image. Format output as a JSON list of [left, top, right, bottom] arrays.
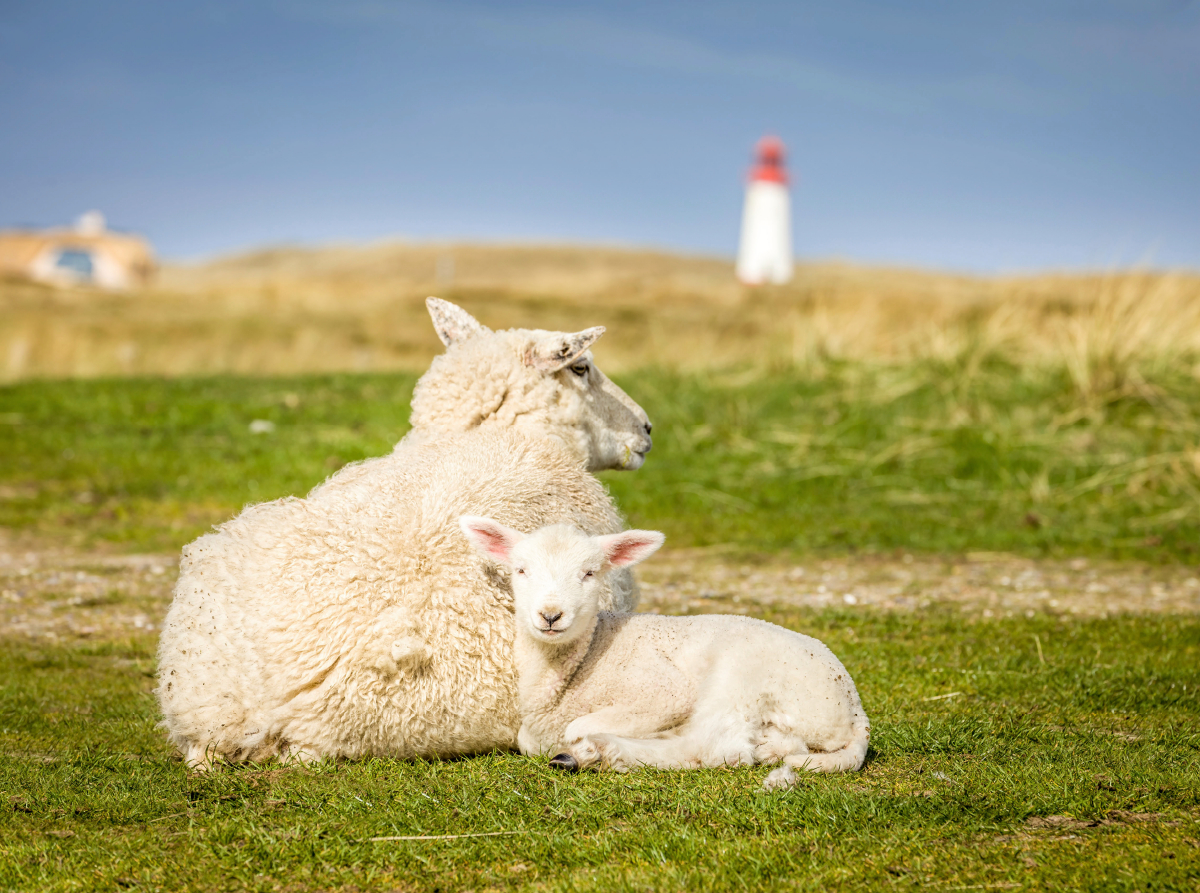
[[736, 136, 793, 285]]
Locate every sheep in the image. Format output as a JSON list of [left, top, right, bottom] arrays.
[[156, 299, 653, 768], [459, 517, 871, 790], [402, 298, 652, 471]]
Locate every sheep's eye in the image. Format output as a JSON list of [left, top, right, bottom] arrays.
[[516, 568, 525, 575], [583, 570, 595, 579], [569, 362, 588, 377]]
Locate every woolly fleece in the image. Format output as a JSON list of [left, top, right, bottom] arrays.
[[156, 299, 652, 765], [157, 429, 632, 764]]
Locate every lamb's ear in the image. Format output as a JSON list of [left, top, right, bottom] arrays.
[[596, 530, 665, 568], [459, 515, 525, 564], [526, 327, 605, 372], [427, 297, 490, 347]]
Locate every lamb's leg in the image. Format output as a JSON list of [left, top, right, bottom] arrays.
[[563, 707, 687, 745], [564, 731, 717, 772], [762, 729, 869, 790], [549, 707, 693, 771], [762, 747, 811, 791], [517, 724, 542, 756], [762, 751, 830, 790]]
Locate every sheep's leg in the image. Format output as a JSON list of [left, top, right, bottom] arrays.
[[517, 724, 542, 756], [281, 742, 325, 766], [184, 742, 221, 771]]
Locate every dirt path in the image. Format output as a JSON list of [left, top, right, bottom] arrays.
[[3, 533, 1199, 642], [637, 549, 1200, 618], [0, 536, 174, 642]]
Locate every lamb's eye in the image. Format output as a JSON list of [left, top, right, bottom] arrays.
[[583, 570, 595, 579], [569, 362, 588, 377], [516, 568, 526, 575]]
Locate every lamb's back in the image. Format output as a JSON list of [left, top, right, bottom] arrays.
[[582, 613, 852, 713]]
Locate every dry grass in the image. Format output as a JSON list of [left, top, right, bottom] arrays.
[[3, 242, 1199, 387]]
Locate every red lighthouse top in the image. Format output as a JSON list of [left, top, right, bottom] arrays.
[[749, 136, 788, 185]]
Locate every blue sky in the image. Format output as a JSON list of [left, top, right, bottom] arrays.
[[2, 1, 1198, 271]]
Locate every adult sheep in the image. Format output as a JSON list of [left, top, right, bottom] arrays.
[[157, 299, 653, 767]]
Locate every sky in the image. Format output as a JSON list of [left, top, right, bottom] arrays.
[[1, 0, 1198, 272]]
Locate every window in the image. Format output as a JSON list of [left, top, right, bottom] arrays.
[[55, 248, 95, 279]]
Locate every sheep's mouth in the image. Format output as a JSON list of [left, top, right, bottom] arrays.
[[622, 444, 651, 470]]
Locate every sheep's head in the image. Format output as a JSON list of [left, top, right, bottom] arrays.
[[410, 298, 653, 472], [460, 516, 663, 644]]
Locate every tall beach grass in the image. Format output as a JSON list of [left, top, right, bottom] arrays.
[[3, 244, 1199, 407]]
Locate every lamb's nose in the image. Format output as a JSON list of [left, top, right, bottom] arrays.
[[644, 421, 653, 435], [540, 611, 563, 628]]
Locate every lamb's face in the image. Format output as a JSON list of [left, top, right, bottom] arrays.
[[459, 517, 666, 645], [509, 526, 606, 645]]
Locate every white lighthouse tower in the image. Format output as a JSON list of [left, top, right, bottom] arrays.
[[736, 136, 793, 285]]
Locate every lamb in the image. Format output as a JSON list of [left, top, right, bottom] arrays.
[[156, 299, 653, 767], [460, 517, 871, 790]]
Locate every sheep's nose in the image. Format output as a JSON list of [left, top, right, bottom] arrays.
[[644, 421, 653, 435], [540, 610, 563, 628]]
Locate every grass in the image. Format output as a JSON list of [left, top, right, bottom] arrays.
[[4, 243, 1200, 380], [2, 608, 1198, 892], [4, 247, 1200, 888], [0, 374, 415, 550], [4, 367, 1198, 889], [3, 362, 1200, 559]]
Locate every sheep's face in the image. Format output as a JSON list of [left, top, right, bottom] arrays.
[[460, 517, 665, 644], [413, 299, 653, 472], [549, 349, 653, 473]]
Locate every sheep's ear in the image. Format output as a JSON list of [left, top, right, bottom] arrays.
[[596, 530, 665, 568], [427, 297, 490, 347], [459, 515, 524, 564], [525, 327, 605, 372]]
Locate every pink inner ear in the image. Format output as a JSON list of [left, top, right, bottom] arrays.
[[465, 524, 515, 562], [604, 534, 662, 567], [477, 531, 512, 561]]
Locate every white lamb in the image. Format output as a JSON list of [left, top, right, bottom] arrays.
[[460, 517, 871, 790], [157, 299, 653, 767]]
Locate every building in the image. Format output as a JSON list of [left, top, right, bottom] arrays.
[[736, 136, 794, 286], [0, 212, 155, 290]]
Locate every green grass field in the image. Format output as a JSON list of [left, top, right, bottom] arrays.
[[3, 610, 1197, 891], [3, 367, 1200, 891], [4, 362, 1200, 558]]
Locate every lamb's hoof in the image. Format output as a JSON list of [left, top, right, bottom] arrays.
[[549, 753, 579, 773], [762, 766, 797, 791]]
